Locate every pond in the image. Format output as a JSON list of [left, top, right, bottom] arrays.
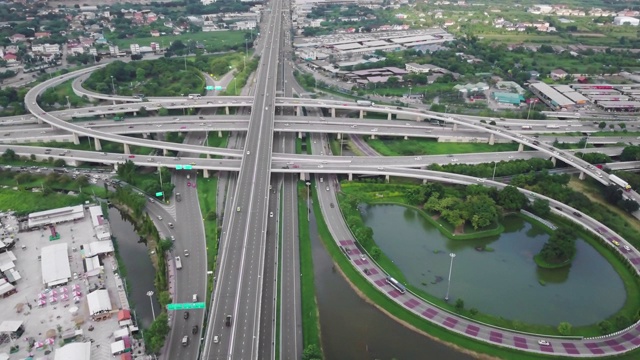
[[360, 204, 626, 326]]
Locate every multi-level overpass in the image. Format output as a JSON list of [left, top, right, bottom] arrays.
[[16, 31, 640, 359]]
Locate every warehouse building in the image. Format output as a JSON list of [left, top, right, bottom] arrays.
[[529, 82, 575, 109]]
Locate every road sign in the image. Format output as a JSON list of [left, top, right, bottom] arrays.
[[155, 192, 163, 197], [175, 165, 183, 170], [205, 86, 214, 91], [184, 165, 193, 170], [167, 302, 206, 311], [214, 86, 223, 91]]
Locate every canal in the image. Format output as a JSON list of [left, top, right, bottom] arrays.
[[310, 205, 473, 360], [360, 204, 626, 326], [108, 206, 161, 328]]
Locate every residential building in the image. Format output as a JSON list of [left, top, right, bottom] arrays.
[[405, 63, 439, 73], [613, 16, 639, 26], [550, 68, 568, 80], [9, 34, 26, 43], [130, 44, 140, 55]]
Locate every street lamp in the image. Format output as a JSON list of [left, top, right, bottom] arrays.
[[110, 76, 115, 95], [305, 181, 311, 221], [146, 291, 156, 321], [492, 161, 498, 180], [444, 253, 456, 301]]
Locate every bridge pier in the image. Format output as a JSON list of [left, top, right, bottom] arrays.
[[387, 113, 392, 120], [551, 157, 556, 167], [359, 110, 364, 119], [112, 100, 117, 106], [348, 173, 353, 181], [337, 133, 342, 140], [142, 133, 148, 139], [385, 175, 390, 183], [579, 171, 586, 180], [123, 144, 131, 155], [133, 112, 137, 116], [113, 163, 119, 172], [416, 115, 422, 121], [518, 143, 524, 152], [299, 172, 306, 181], [36, 117, 43, 124], [203, 169, 210, 178], [94, 138, 102, 151], [163, 148, 169, 156], [331, 108, 335, 118], [225, 106, 229, 115], [218, 131, 223, 137], [453, 124, 458, 131], [72, 133, 80, 145], [298, 132, 303, 139], [488, 134, 495, 145], [423, 179, 428, 184], [296, 106, 302, 116], [370, 134, 376, 140], [404, 136, 408, 140]]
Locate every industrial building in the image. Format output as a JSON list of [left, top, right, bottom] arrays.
[[492, 92, 525, 105], [40, 243, 72, 287], [529, 82, 575, 109]]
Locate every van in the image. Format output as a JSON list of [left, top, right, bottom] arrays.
[[192, 294, 198, 302], [175, 256, 182, 270], [320, 178, 323, 183], [182, 336, 189, 346], [225, 315, 232, 327]]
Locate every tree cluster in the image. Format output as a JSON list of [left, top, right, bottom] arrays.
[[428, 158, 553, 178], [538, 227, 577, 265], [143, 313, 170, 354], [116, 160, 174, 199]]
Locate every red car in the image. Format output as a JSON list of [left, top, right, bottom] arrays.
[[128, 155, 135, 159], [292, 165, 300, 168], [180, 126, 187, 129]]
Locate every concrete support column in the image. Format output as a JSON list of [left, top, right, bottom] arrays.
[[385, 175, 390, 183], [579, 171, 585, 180], [370, 134, 376, 140], [518, 143, 524, 152], [551, 157, 556, 167], [36, 117, 43, 124], [299, 172, 305, 181], [133, 112, 137, 116], [163, 148, 169, 156], [359, 110, 364, 119], [94, 138, 102, 151], [206, 154, 211, 159], [113, 163, 119, 172], [298, 132, 302, 139], [142, 133, 148, 139], [404, 136, 408, 140], [348, 173, 353, 181], [416, 116, 422, 121], [225, 106, 229, 115], [218, 131, 223, 137], [123, 144, 131, 154], [488, 134, 495, 145], [387, 113, 392, 120], [112, 100, 117, 106], [337, 133, 342, 140], [296, 106, 302, 116], [453, 124, 458, 131], [203, 169, 210, 178], [423, 179, 428, 184], [331, 108, 335, 117], [72, 132, 80, 145]]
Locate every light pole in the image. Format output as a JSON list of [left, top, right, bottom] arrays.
[[492, 161, 497, 180], [158, 165, 166, 203], [583, 135, 589, 150], [244, 39, 248, 69], [444, 253, 456, 301], [305, 181, 311, 221], [146, 291, 156, 321], [110, 76, 115, 95]]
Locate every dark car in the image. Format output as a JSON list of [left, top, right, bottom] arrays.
[[192, 325, 199, 335], [184, 312, 189, 320]]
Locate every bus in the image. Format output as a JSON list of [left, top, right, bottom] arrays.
[[385, 276, 406, 294], [188, 94, 202, 99]]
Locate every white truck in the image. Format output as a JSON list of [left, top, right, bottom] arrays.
[[175, 256, 183, 270], [521, 125, 532, 130], [609, 174, 631, 191], [546, 125, 560, 129], [356, 100, 374, 106]]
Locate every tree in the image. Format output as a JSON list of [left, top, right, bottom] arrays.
[[158, 107, 168, 116], [538, 227, 577, 264], [598, 320, 612, 334], [75, 175, 89, 187], [369, 246, 381, 260], [558, 322, 572, 335], [158, 238, 174, 253], [497, 186, 527, 211], [1, 148, 17, 161], [531, 198, 550, 217], [53, 159, 66, 167], [206, 211, 217, 221], [455, 298, 465, 311], [143, 313, 170, 354], [302, 344, 322, 360], [598, 121, 606, 130]]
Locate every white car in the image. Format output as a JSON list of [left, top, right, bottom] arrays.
[[624, 245, 631, 251], [269, 212, 273, 218], [451, 158, 459, 162], [414, 156, 422, 160], [538, 340, 550, 346], [213, 336, 219, 344]]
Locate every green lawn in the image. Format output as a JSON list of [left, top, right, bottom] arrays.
[[364, 138, 519, 156], [0, 188, 91, 215], [112, 31, 248, 50], [196, 176, 219, 301]]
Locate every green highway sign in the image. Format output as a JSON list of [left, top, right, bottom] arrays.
[[214, 86, 223, 91], [205, 85, 214, 90], [167, 302, 206, 310], [184, 165, 193, 170], [155, 192, 163, 197], [175, 165, 183, 170]]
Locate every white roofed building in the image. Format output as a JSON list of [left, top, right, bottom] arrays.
[[41, 243, 71, 287], [87, 289, 113, 320], [54, 342, 91, 360]]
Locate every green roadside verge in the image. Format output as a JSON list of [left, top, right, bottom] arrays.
[[298, 182, 322, 353], [312, 185, 640, 359], [196, 176, 219, 301]]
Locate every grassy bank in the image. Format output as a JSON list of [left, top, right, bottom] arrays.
[[0, 187, 90, 215], [298, 182, 322, 353], [365, 137, 519, 156], [196, 176, 219, 299]]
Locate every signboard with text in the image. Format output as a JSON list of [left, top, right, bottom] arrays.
[[167, 302, 206, 310]]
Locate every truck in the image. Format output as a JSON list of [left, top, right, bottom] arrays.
[[521, 125, 532, 130], [356, 100, 374, 106], [176, 193, 181, 202], [175, 256, 183, 270], [609, 174, 632, 191], [546, 125, 560, 129]]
